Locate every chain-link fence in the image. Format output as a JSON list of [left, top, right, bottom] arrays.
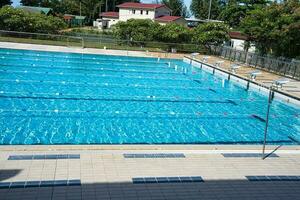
[[211, 45, 300, 80], [0, 30, 84, 48], [0, 30, 206, 54]]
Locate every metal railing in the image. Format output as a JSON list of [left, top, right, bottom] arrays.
[[211, 45, 300, 80]]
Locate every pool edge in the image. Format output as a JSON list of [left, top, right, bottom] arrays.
[[0, 144, 299, 151]]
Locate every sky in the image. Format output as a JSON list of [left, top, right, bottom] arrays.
[[12, 0, 192, 9]]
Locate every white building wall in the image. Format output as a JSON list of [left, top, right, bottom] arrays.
[[104, 17, 119, 28], [93, 18, 119, 29], [231, 39, 255, 52], [119, 8, 155, 21]]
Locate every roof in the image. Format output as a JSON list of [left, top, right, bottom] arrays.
[[155, 16, 182, 22], [18, 6, 52, 15], [100, 12, 119, 18], [117, 2, 168, 10], [185, 18, 224, 23], [63, 14, 86, 20], [229, 31, 248, 40], [75, 16, 86, 20]]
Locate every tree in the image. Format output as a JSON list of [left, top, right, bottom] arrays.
[[192, 22, 229, 49], [20, 0, 140, 23], [20, 0, 40, 6], [159, 23, 191, 43], [190, 0, 223, 20], [161, 0, 190, 17], [113, 19, 161, 42], [0, 0, 12, 7], [0, 5, 66, 33], [218, 4, 247, 27], [219, 0, 268, 28], [113, 18, 192, 45], [240, 0, 300, 58]]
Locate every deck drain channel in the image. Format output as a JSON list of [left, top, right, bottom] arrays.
[[132, 176, 203, 184], [8, 154, 80, 160], [246, 176, 300, 181], [123, 153, 185, 158], [0, 179, 81, 189], [222, 153, 279, 158]]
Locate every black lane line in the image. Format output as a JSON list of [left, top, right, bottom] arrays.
[[0, 63, 178, 75], [251, 114, 266, 122], [0, 95, 235, 104]]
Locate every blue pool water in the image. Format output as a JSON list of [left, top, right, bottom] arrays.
[[0, 48, 299, 145]]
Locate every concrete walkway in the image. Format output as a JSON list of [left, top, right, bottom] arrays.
[[0, 150, 300, 200]]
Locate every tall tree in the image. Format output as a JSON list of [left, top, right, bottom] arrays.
[[20, 0, 40, 6], [0, 0, 12, 7], [161, 0, 190, 17], [192, 22, 229, 49], [219, 0, 268, 28], [190, 0, 222, 19], [240, 0, 300, 57]]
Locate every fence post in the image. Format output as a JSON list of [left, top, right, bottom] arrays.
[[293, 63, 297, 78], [67, 37, 69, 47], [81, 37, 85, 48]]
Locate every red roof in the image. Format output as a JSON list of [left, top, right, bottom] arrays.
[[117, 2, 167, 9], [229, 31, 248, 40], [100, 12, 119, 18], [155, 16, 182, 22]]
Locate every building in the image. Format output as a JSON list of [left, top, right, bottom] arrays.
[[17, 6, 53, 15], [155, 16, 186, 26], [63, 14, 86, 27], [228, 31, 255, 52], [185, 17, 224, 28], [94, 2, 186, 29]]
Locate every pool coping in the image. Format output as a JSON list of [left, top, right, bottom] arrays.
[[0, 42, 154, 58], [0, 145, 299, 151]]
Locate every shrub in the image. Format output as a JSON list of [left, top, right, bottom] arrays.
[[192, 22, 230, 48], [0, 5, 66, 34]]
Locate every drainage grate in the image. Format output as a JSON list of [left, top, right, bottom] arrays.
[[222, 153, 279, 158], [246, 176, 300, 181], [8, 154, 80, 160], [0, 179, 81, 189], [123, 153, 185, 158], [132, 176, 203, 184]]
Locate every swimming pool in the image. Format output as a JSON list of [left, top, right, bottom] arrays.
[[0, 48, 299, 145]]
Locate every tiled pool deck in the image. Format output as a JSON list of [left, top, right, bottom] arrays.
[[0, 149, 300, 200]]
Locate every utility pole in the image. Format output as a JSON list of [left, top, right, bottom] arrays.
[[79, 1, 82, 16], [208, 0, 212, 20]]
